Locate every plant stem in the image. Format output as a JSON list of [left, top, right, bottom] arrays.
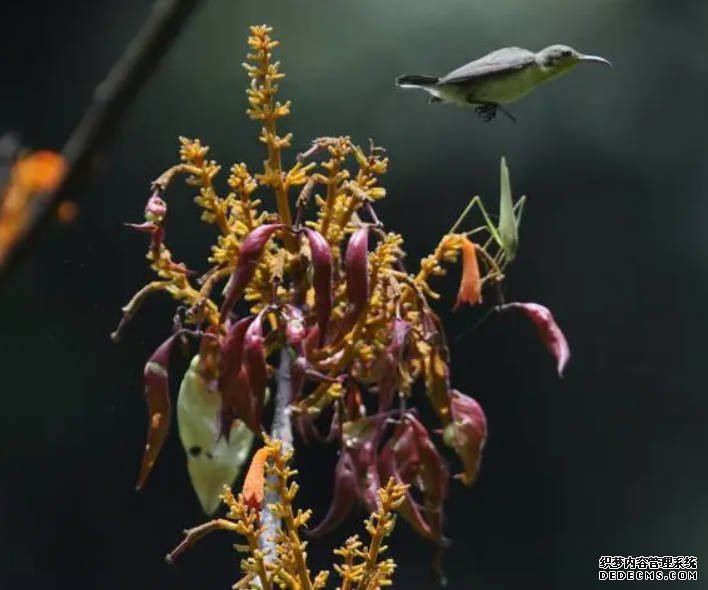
[[259, 347, 293, 564], [0, 0, 202, 284]]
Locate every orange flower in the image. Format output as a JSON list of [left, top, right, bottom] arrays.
[[453, 237, 482, 310], [13, 150, 65, 193], [242, 446, 269, 510]]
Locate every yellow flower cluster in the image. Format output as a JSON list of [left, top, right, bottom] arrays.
[[168, 437, 407, 590]]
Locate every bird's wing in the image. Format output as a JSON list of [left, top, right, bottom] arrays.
[[439, 47, 536, 84]]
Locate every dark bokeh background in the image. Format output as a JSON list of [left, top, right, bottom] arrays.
[[2, 1, 707, 588]]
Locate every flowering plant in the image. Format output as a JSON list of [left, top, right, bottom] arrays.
[[114, 24, 569, 586]]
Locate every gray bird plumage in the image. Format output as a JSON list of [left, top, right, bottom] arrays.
[[438, 47, 536, 84], [396, 44, 611, 122]]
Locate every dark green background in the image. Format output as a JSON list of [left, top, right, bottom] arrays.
[[1, 1, 706, 588]]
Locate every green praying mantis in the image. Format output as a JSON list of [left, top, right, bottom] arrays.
[[449, 156, 527, 280]]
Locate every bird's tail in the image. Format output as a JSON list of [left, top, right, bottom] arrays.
[[395, 74, 439, 88]]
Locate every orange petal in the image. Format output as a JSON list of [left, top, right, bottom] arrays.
[[13, 151, 65, 193], [242, 446, 269, 510], [453, 237, 482, 310]]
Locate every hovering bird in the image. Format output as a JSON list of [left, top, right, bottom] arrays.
[[396, 44, 611, 122]]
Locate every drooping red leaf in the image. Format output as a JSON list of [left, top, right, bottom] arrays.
[[294, 404, 340, 444], [220, 317, 252, 379], [308, 451, 359, 537], [303, 229, 333, 345], [374, 351, 397, 413], [220, 224, 284, 323], [343, 226, 369, 330], [378, 436, 441, 543], [125, 221, 158, 233], [443, 390, 487, 486], [136, 334, 178, 490], [426, 347, 453, 424], [196, 329, 220, 383], [243, 313, 267, 427], [380, 416, 449, 545], [374, 318, 411, 412], [219, 317, 256, 434], [499, 302, 570, 377], [221, 366, 255, 436]]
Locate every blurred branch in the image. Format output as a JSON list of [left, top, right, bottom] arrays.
[[0, 0, 202, 283]]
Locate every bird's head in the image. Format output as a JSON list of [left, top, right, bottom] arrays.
[[536, 44, 612, 74]]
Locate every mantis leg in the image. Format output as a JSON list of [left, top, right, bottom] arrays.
[[449, 195, 503, 247], [513, 195, 526, 231]]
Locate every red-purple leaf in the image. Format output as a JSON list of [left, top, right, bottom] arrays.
[[303, 229, 333, 345], [219, 317, 256, 434], [427, 347, 452, 424], [125, 221, 158, 233], [243, 313, 267, 427], [220, 317, 252, 379], [379, 438, 438, 542], [222, 366, 256, 436], [443, 390, 487, 486], [136, 334, 177, 490], [344, 226, 369, 326], [342, 415, 390, 511], [378, 415, 449, 545], [374, 318, 411, 411], [308, 452, 359, 537], [499, 302, 570, 377], [220, 224, 284, 323]]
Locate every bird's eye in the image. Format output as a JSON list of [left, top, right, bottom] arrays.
[[560, 50, 571, 57]]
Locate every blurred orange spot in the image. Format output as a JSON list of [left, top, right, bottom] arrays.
[[0, 150, 66, 253], [13, 150, 65, 193], [57, 200, 79, 223]]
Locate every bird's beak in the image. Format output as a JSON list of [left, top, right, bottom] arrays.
[[580, 54, 612, 67]]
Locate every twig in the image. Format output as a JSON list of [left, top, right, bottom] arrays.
[[165, 518, 239, 564], [0, 0, 202, 282]]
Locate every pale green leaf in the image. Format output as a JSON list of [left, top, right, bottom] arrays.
[[177, 355, 255, 515]]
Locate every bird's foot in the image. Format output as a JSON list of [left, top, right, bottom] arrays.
[[474, 102, 517, 123], [474, 103, 497, 122]]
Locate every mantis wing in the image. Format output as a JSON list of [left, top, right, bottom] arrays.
[[498, 157, 519, 262]]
